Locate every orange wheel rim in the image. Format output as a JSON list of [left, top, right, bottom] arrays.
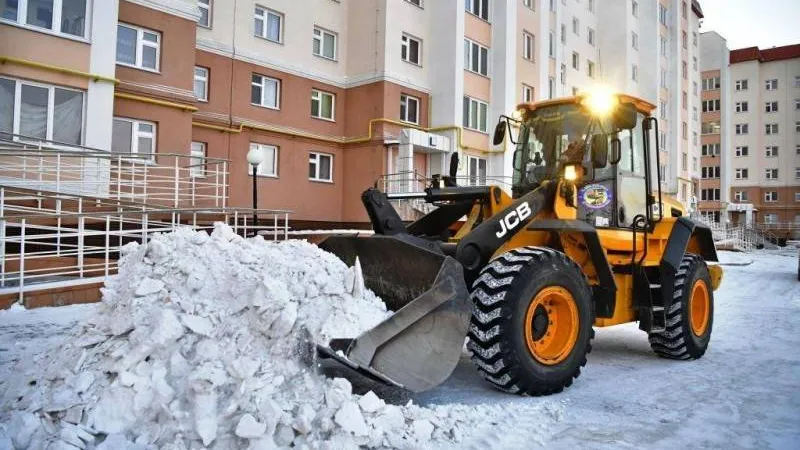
[[523, 286, 579, 365], [689, 280, 710, 336]]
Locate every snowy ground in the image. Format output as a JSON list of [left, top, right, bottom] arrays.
[[1, 249, 798, 449]]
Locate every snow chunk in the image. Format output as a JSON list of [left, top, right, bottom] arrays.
[[134, 278, 164, 297], [358, 390, 384, 413], [334, 402, 369, 436], [235, 414, 267, 439]]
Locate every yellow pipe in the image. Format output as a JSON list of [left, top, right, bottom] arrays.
[[115, 92, 198, 112], [0, 56, 119, 84], [193, 121, 243, 133]]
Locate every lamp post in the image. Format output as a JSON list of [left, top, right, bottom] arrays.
[[246, 147, 264, 231]]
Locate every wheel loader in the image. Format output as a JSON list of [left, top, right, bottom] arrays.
[[317, 90, 724, 396]]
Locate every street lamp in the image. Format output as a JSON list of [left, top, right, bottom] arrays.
[[246, 147, 264, 231]]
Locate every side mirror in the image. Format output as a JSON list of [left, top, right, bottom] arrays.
[[609, 137, 622, 165], [492, 120, 507, 146], [448, 152, 459, 178], [591, 134, 609, 168], [613, 103, 637, 130]]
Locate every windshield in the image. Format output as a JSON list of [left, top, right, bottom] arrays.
[[512, 103, 617, 193]]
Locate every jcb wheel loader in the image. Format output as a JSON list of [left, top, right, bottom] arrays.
[[317, 91, 723, 396]]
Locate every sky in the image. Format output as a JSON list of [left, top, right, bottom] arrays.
[[698, 0, 800, 49]]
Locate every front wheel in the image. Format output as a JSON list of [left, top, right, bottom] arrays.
[[649, 254, 714, 359], [467, 247, 594, 396]]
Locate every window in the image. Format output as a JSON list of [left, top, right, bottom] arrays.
[[701, 189, 720, 201], [401, 34, 421, 65], [400, 94, 419, 124], [311, 89, 335, 121], [522, 31, 535, 61], [682, 91, 687, 109], [0, 77, 84, 144], [796, 192, 800, 202], [587, 28, 595, 46], [549, 0, 555, 11], [560, 63, 567, 85], [572, 17, 579, 35], [463, 96, 489, 132], [116, 24, 160, 71], [523, 0, 534, 10], [194, 67, 209, 102], [659, 165, 666, 181], [765, 168, 778, 180], [735, 124, 749, 135], [112, 118, 155, 159], [765, 123, 778, 135], [631, 32, 638, 50], [735, 101, 748, 113], [660, 69, 667, 88], [682, 61, 688, 80], [659, 101, 667, 119], [309, 152, 333, 182], [682, 31, 687, 49], [765, 101, 778, 113], [572, 52, 579, 70], [198, 0, 211, 28], [763, 213, 778, 224], [701, 166, 720, 179], [735, 79, 748, 91], [632, 0, 638, 17], [659, 4, 667, 25], [796, 168, 800, 180], [766, 146, 779, 157], [693, 107, 698, 120], [548, 31, 555, 57], [660, 132, 667, 149], [702, 99, 720, 112], [796, 121, 800, 133], [734, 191, 748, 202], [561, 24, 566, 44], [465, 0, 489, 20], [735, 146, 749, 157], [548, 77, 555, 99], [632, 64, 638, 82], [702, 77, 720, 91], [681, 152, 687, 170], [464, 38, 489, 75], [254, 6, 282, 42], [313, 27, 337, 60], [765, 79, 778, 90], [251, 74, 280, 109], [796, 99, 800, 110], [466, 156, 487, 186], [764, 191, 778, 202], [1, 0, 88, 38], [522, 84, 534, 103], [693, 132, 698, 145], [190, 142, 207, 177], [249, 143, 278, 177], [587, 0, 594, 12], [659, 36, 667, 57], [796, 76, 800, 88], [735, 168, 749, 179], [693, 81, 698, 95], [701, 121, 719, 135], [693, 32, 697, 46], [587, 60, 595, 78], [681, 184, 688, 202], [797, 144, 800, 155], [682, 0, 687, 18], [701, 144, 720, 156]]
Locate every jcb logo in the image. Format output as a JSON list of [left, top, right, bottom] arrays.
[[496, 202, 532, 238]]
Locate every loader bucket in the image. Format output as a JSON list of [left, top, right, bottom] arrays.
[[317, 235, 471, 392]]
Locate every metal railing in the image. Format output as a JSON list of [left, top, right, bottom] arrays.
[[0, 134, 228, 208]]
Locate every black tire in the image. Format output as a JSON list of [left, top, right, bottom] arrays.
[[649, 254, 714, 359], [467, 247, 594, 396]]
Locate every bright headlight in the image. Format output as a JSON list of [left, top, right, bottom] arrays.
[[583, 86, 618, 117], [564, 164, 578, 181]]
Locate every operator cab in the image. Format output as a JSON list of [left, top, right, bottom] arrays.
[[494, 90, 664, 230]]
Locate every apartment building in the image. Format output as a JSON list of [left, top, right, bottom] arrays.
[[0, 0, 705, 226], [517, 0, 703, 209], [697, 37, 800, 234]]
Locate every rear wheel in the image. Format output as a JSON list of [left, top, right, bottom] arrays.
[[649, 254, 714, 359], [467, 247, 594, 396]]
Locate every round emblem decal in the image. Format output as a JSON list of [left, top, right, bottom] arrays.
[[579, 184, 612, 209]]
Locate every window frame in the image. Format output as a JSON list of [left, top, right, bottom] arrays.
[[112, 117, 156, 160], [765, 168, 779, 180], [765, 146, 779, 158], [764, 191, 778, 202], [631, 31, 638, 50], [734, 146, 749, 157], [251, 73, 281, 109], [522, 31, 535, 61], [249, 142, 279, 177], [464, 38, 489, 76], [400, 94, 420, 124], [1, 0, 90, 40], [522, 84, 534, 103], [309, 151, 334, 182], [190, 141, 207, 178], [735, 101, 748, 113], [116, 23, 161, 72], [765, 123, 779, 135], [466, 155, 488, 186], [313, 26, 338, 61], [194, 66, 209, 102], [311, 89, 336, 121], [734, 168, 748, 180], [1, 76, 86, 145], [735, 124, 749, 135], [465, 0, 489, 21], [765, 79, 778, 90], [765, 101, 779, 113], [401, 33, 422, 65], [463, 96, 489, 133], [254, 6, 283, 43], [735, 79, 748, 91], [734, 190, 748, 202], [198, 0, 212, 28]]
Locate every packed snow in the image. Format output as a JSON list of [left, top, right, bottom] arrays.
[[0, 224, 526, 449], [1, 230, 798, 449]]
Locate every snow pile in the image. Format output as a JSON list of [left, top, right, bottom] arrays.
[[1, 224, 494, 449]]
